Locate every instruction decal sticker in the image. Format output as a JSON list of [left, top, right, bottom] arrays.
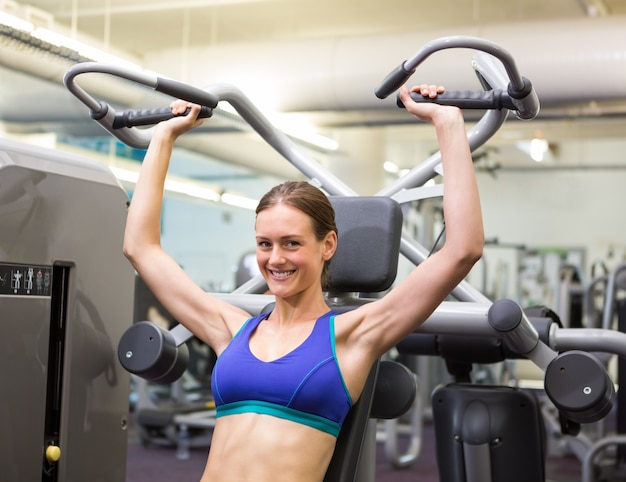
[[0, 263, 52, 297]]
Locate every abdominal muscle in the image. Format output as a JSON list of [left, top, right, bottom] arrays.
[[200, 412, 337, 482]]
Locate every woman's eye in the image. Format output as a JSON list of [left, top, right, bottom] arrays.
[[258, 241, 271, 248], [285, 241, 300, 248]]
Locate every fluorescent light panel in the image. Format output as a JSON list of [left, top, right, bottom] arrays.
[[110, 166, 258, 210], [0, 10, 33, 31]]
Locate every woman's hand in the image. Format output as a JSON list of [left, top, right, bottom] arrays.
[[154, 100, 205, 140], [398, 84, 461, 125]]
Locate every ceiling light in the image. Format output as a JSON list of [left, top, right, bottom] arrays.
[[109, 165, 258, 210], [529, 138, 549, 163], [516, 139, 550, 163], [384, 161, 399, 174], [164, 178, 221, 202], [0, 11, 33, 31], [220, 192, 259, 210]]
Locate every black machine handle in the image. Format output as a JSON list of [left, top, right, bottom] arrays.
[[63, 62, 220, 148], [375, 35, 540, 120], [397, 89, 517, 111], [112, 106, 214, 129]]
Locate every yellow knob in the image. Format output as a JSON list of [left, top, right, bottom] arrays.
[[46, 445, 61, 463]]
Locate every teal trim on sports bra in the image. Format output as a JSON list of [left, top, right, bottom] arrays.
[[215, 400, 342, 437], [329, 315, 354, 406], [231, 316, 255, 339]]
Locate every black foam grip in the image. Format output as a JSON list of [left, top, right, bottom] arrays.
[[397, 89, 516, 110], [374, 63, 415, 99], [112, 106, 213, 129]]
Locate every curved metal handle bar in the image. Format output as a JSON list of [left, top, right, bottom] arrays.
[[64, 62, 219, 149], [377, 47, 510, 200], [405, 36, 525, 91], [64, 62, 161, 111], [64, 53, 508, 208], [375, 35, 540, 120], [64, 63, 359, 196], [375, 35, 521, 95]]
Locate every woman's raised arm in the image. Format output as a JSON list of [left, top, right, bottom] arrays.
[[123, 102, 248, 353], [342, 84, 484, 358]]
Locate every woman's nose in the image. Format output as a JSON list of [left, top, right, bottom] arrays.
[[269, 247, 285, 264]]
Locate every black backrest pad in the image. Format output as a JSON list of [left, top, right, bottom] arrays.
[[323, 197, 403, 482], [327, 196, 403, 293]]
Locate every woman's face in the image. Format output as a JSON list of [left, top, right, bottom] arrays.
[[255, 203, 335, 299]]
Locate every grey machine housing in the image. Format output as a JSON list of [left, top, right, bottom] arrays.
[[0, 137, 135, 482]]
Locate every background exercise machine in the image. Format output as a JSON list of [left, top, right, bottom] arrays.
[[0, 138, 135, 481]]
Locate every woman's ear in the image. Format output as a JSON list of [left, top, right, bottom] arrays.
[[323, 231, 338, 261]]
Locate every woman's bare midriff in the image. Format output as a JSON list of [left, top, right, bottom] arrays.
[[200, 413, 337, 482]]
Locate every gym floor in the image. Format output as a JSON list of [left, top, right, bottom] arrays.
[[124, 414, 582, 482]]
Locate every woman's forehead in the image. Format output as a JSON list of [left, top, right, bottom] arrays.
[[255, 204, 313, 233]]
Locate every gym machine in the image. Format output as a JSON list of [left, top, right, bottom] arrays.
[[64, 36, 624, 481], [0, 138, 135, 481]]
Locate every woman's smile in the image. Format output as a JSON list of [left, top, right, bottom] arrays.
[[269, 268, 296, 280]]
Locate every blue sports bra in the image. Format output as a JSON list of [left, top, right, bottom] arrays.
[[211, 310, 353, 437]]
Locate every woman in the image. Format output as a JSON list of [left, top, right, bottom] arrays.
[[123, 83, 484, 482]]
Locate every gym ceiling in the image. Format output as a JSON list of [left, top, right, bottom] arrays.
[[1, 0, 625, 179]]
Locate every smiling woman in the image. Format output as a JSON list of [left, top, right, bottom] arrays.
[[255, 181, 338, 293], [120, 81, 484, 481]]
